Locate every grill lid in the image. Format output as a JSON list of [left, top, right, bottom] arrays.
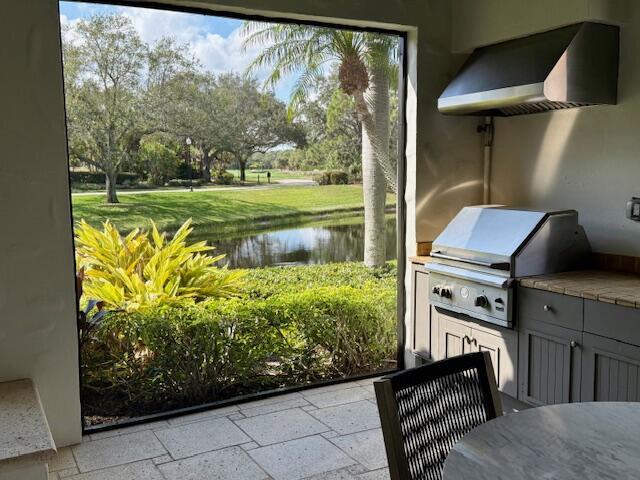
[[432, 206, 591, 278], [438, 22, 619, 116], [432, 206, 547, 262]]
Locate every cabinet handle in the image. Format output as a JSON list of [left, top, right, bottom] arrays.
[[463, 336, 477, 346], [570, 340, 579, 348], [543, 304, 553, 312]]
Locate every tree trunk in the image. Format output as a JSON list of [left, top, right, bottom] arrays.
[[360, 67, 389, 267], [353, 79, 396, 193], [239, 159, 246, 182], [202, 149, 212, 183], [105, 170, 119, 204]]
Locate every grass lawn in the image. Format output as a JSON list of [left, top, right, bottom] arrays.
[[226, 168, 313, 183], [72, 184, 396, 236]]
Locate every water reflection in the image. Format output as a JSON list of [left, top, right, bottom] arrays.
[[206, 216, 397, 268]]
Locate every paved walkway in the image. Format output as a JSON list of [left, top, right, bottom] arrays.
[[71, 179, 316, 197], [49, 378, 389, 480]]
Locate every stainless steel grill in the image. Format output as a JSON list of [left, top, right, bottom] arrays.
[[426, 206, 590, 327]]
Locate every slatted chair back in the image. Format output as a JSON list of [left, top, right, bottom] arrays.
[[374, 352, 502, 480]]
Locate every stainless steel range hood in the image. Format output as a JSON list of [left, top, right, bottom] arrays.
[[438, 22, 619, 116]]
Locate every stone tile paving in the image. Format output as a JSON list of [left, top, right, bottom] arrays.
[[72, 430, 166, 472], [305, 387, 372, 409], [236, 408, 329, 446], [308, 401, 381, 435], [248, 436, 356, 480], [49, 378, 390, 480], [155, 417, 250, 459]]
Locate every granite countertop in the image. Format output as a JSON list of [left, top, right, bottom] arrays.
[[519, 270, 640, 309], [0, 379, 56, 464]]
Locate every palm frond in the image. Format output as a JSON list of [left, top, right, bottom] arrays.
[[242, 21, 359, 114], [287, 63, 328, 119]]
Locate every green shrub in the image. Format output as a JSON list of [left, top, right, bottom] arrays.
[[275, 286, 396, 376], [243, 261, 396, 298], [83, 301, 294, 413], [138, 140, 179, 186], [69, 171, 139, 185], [167, 178, 204, 187], [81, 262, 397, 417], [329, 171, 349, 185], [312, 171, 329, 185], [312, 170, 349, 185], [175, 162, 192, 180], [215, 171, 235, 185], [71, 181, 158, 192]]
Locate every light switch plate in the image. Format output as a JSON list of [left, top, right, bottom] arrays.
[[627, 197, 640, 221]]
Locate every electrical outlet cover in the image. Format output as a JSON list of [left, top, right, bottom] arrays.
[[627, 197, 640, 221]]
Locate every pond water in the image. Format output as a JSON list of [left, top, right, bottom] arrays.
[[204, 215, 397, 269]]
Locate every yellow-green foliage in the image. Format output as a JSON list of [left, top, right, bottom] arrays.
[[75, 218, 244, 311]]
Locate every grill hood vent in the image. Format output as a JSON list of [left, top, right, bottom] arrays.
[[438, 22, 619, 116]]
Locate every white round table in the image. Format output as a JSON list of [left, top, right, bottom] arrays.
[[442, 402, 640, 480]]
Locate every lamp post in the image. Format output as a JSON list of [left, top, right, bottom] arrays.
[[186, 137, 193, 192]]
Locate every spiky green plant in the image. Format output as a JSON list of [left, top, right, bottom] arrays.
[[75, 218, 244, 312]]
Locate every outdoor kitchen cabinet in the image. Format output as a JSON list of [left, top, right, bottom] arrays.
[[518, 318, 583, 405], [437, 309, 518, 398], [517, 289, 640, 405], [517, 288, 583, 405], [411, 262, 435, 360], [580, 300, 640, 402], [413, 279, 640, 404], [581, 333, 640, 401]]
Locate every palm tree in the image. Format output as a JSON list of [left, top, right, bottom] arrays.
[[242, 24, 398, 267]]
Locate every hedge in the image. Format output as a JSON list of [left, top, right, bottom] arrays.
[[312, 170, 350, 185], [70, 171, 140, 185], [81, 262, 397, 417], [214, 171, 235, 185], [166, 178, 204, 187]]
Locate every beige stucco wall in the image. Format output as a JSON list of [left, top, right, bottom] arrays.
[[0, 2, 81, 447], [451, 0, 625, 53], [451, 0, 640, 256], [0, 0, 483, 444]]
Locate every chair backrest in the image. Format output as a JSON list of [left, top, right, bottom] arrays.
[[374, 352, 502, 480]]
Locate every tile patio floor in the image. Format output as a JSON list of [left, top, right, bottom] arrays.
[[49, 378, 390, 480]]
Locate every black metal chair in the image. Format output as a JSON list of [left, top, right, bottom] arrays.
[[374, 352, 502, 480]]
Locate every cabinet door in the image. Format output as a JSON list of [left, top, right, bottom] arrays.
[[472, 328, 518, 398], [411, 265, 431, 359], [519, 320, 582, 405], [581, 333, 640, 402], [438, 311, 472, 359]]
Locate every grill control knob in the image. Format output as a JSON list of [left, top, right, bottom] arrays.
[[474, 295, 489, 308], [440, 288, 453, 299], [432, 285, 441, 295]]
